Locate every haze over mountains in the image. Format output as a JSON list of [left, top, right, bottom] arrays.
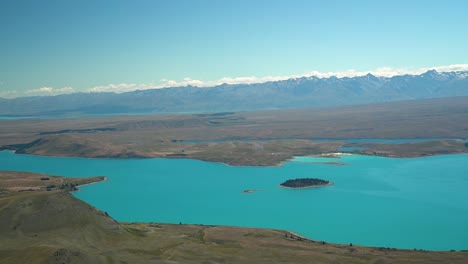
[[1, 70, 467, 116]]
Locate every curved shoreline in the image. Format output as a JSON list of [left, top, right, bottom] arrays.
[[2, 146, 468, 167], [74, 176, 108, 190], [2, 160, 468, 252]]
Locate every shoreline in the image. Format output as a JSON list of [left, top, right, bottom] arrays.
[[73, 176, 108, 191], [2, 167, 467, 253], [2, 149, 468, 167], [310, 161, 347, 165]]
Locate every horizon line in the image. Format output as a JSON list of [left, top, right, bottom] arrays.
[[2, 64, 468, 99]]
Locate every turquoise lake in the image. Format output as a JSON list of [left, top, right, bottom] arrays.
[[1, 151, 467, 250]]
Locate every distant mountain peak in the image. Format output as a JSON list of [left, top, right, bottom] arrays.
[[364, 73, 379, 80], [1, 70, 468, 116], [422, 69, 439, 77], [421, 69, 452, 81], [454, 71, 468, 79]]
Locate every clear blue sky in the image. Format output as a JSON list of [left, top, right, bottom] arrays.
[[1, 0, 467, 97]]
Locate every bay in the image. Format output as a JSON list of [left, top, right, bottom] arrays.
[[0, 151, 467, 250]]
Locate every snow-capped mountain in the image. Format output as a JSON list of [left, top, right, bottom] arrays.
[[1, 70, 467, 116]]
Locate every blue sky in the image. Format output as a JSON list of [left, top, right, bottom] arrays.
[[1, 0, 467, 97]]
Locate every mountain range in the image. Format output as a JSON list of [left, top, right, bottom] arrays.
[[1, 70, 467, 116]]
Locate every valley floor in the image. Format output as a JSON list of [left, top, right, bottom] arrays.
[[1, 98, 467, 166]]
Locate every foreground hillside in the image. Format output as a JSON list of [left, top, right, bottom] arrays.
[[1, 171, 467, 264]]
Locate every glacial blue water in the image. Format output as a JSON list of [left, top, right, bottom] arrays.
[[0, 111, 200, 120], [181, 138, 464, 144], [338, 146, 369, 152], [311, 138, 462, 144], [0, 116, 37, 120], [1, 151, 467, 250]]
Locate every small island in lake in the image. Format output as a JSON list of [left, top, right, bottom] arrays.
[[280, 178, 333, 189]]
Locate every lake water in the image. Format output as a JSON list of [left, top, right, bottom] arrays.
[[1, 151, 467, 250], [0, 111, 200, 120], [0, 116, 37, 120], [181, 138, 466, 145], [337, 146, 369, 152], [312, 138, 465, 144]]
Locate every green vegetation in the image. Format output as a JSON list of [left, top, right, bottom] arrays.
[[1, 171, 467, 263], [280, 178, 331, 188]]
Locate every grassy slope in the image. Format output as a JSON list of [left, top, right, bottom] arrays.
[[0, 171, 105, 193], [359, 140, 468, 157], [1, 187, 468, 264], [0, 190, 124, 264]]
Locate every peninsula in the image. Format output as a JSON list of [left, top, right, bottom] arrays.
[[0, 97, 467, 166]]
